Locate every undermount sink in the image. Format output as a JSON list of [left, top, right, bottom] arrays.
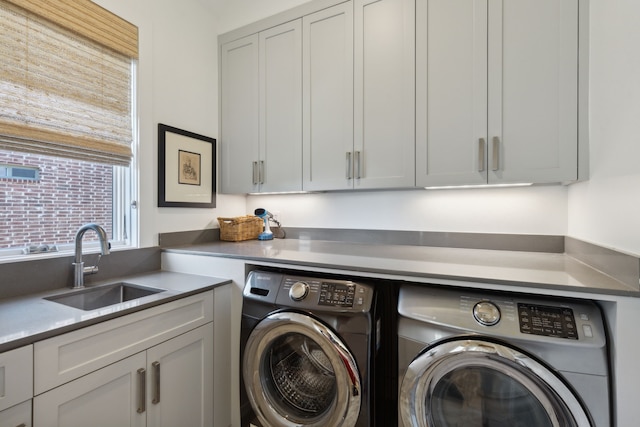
[[45, 282, 165, 311]]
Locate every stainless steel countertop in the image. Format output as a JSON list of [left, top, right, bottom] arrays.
[[0, 270, 230, 353], [163, 239, 638, 296]]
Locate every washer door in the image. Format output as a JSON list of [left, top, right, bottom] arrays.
[[400, 338, 592, 427], [243, 311, 361, 427]]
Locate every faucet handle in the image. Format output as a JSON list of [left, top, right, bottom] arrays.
[[83, 252, 106, 275]]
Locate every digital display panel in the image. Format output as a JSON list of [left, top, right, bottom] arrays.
[[518, 303, 578, 339], [318, 282, 355, 307]]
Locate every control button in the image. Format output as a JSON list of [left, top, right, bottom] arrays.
[[582, 324, 593, 338], [580, 313, 590, 321], [289, 281, 309, 301], [473, 301, 501, 326]]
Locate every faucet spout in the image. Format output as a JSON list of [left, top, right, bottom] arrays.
[[72, 223, 110, 289]]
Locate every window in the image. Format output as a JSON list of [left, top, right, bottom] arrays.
[[0, 164, 39, 180], [0, 150, 134, 256], [0, 0, 138, 259]]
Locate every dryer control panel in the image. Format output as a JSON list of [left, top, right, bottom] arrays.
[[318, 281, 356, 307]]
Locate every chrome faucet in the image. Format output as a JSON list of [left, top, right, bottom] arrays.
[[72, 223, 110, 289]]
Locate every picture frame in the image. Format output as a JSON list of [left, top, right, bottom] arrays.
[[158, 123, 216, 208]]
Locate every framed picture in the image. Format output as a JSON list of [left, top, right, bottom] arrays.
[[158, 123, 216, 208]]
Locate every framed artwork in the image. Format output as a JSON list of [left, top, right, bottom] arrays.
[[158, 123, 216, 208]]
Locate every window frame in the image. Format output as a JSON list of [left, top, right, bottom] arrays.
[[0, 60, 139, 262]]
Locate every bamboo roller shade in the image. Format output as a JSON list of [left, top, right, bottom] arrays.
[[7, 0, 138, 59], [0, 0, 138, 165]]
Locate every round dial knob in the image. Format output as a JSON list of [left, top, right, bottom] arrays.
[[473, 301, 501, 326], [289, 281, 310, 301]]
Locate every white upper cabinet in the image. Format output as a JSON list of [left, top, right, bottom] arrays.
[[354, 0, 416, 189], [417, 0, 581, 187], [488, 0, 579, 184], [303, 0, 415, 192], [415, 0, 488, 186], [259, 20, 303, 193], [303, 2, 354, 191], [220, 21, 303, 194], [220, 34, 259, 193], [220, 0, 585, 192]]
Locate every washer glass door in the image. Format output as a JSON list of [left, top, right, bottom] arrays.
[[244, 311, 361, 427], [400, 338, 592, 427]]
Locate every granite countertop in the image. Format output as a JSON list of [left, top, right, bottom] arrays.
[[0, 270, 230, 353], [163, 238, 639, 297]]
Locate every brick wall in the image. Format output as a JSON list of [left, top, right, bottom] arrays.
[[0, 151, 113, 249]]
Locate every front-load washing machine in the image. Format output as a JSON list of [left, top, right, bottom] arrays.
[[398, 285, 610, 427], [240, 269, 388, 427]]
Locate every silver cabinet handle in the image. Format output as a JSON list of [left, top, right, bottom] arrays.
[[252, 161, 258, 185], [137, 368, 146, 413], [478, 138, 486, 172], [346, 152, 353, 179], [152, 361, 161, 404], [355, 151, 361, 179], [491, 136, 500, 171], [259, 160, 265, 184]]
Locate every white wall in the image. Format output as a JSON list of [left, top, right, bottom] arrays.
[[247, 186, 568, 235], [567, 0, 640, 256], [95, 0, 246, 248], [209, 0, 313, 34]]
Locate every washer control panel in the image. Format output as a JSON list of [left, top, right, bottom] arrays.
[[398, 285, 606, 345], [518, 303, 578, 340], [274, 274, 373, 312]]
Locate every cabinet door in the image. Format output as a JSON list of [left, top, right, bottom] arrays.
[[220, 34, 260, 193], [416, 0, 488, 187], [0, 400, 31, 427], [303, 2, 354, 191], [0, 345, 32, 413], [354, 0, 415, 189], [146, 324, 213, 427], [33, 352, 146, 427], [488, 0, 578, 184], [259, 20, 303, 193], [34, 291, 213, 395]]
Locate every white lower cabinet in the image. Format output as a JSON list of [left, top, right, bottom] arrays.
[[0, 400, 32, 427], [34, 352, 146, 427], [146, 324, 213, 427], [0, 345, 32, 427], [33, 324, 213, 427], [32, 291, 214, 427]]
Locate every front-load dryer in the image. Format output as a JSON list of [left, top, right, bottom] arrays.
[[398, 285, 610, 427], [240, 269, 386, 427]]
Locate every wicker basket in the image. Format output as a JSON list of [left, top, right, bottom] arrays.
[[217, 216, 263, 242]]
